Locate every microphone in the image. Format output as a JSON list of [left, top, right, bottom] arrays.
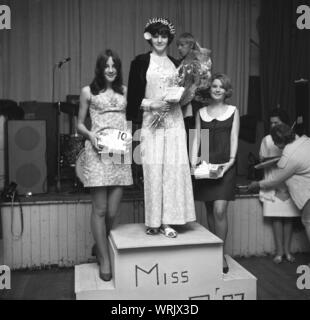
[[57, 57, 71, 68]]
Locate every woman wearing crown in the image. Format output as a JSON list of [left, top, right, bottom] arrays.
[[127, 18, 196, 237]]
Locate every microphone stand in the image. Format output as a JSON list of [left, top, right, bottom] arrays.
[[52, 62, 65, 193]]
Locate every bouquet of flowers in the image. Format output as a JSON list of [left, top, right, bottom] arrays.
[[149, 75, 184, 128], [150, 43, 212, 129], [178, 43, 212, 107]]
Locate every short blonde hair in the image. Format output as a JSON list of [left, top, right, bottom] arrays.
[[211, 73, 233, 99], [177, 32, 196, 47]]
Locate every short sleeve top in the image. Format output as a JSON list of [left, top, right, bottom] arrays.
[[277, 136, 310, 209]]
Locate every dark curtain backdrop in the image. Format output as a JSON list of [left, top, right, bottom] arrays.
[[259, 0, 310, 128], [0, 0, 251, 115]]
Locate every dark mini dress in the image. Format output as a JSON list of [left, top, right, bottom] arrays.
[[194, 105, 237, 201]]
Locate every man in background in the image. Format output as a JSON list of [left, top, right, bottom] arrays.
[[176, 33, 212, 152]]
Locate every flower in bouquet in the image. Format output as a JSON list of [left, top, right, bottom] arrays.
[[178, 43, 212, 107]]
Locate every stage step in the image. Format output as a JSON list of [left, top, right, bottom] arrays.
[[75, 223, 257, 300]]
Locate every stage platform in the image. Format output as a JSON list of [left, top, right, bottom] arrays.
[[0, 186, 143, 205], [1, 190, 309, 270], [75, 223, 257, 300]]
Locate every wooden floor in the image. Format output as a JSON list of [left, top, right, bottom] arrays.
[[0, 254, 309, 300], [237, 254, 310, 300]]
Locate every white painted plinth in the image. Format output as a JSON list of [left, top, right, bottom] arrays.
[[75, 223, 257, 300]]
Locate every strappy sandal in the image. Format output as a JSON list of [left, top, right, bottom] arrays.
[[273, 255, 283, 264], [159, 225, 177, 238], [285, 253, 295, 263], [146, 227, 159, 235]]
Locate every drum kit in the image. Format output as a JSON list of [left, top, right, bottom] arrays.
[[57, 101, 86, 190]]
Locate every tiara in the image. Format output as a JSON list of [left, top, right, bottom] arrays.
[[144, 17, 176, 35]]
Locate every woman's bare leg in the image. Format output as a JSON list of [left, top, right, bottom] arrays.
[[272, 218, 284, 259], [90, 187, 110, 274], [205, 202, 215, 233], [106, 186, 123, 235], [283, 218, 295, 261], [213, 200, 229, 270]]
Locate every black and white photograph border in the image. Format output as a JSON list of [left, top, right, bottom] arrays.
[[0, 0, 310, 303]]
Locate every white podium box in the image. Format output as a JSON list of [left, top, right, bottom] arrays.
[[75, 223, 257, 300]]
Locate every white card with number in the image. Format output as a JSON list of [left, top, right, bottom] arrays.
[[97, 129, 131, 154]]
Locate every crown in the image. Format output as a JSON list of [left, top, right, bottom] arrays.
[[144, 17, 176, 35]]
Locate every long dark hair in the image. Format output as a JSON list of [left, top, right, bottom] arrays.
[[146, 22, 174, 46], [90, 49, 124, 96]]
